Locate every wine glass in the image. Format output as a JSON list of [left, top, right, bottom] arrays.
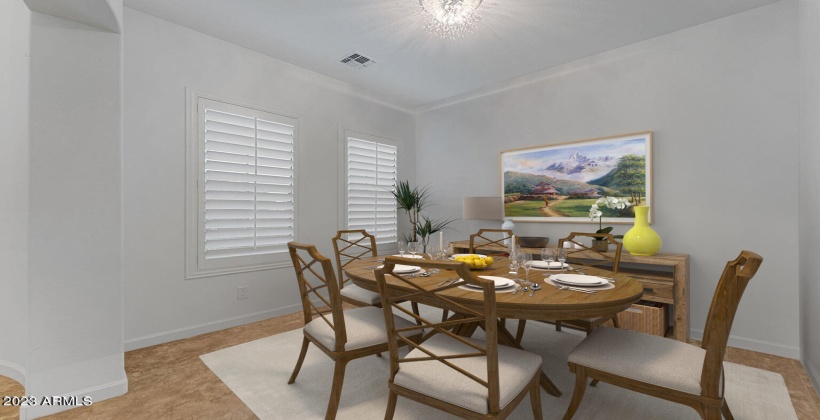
[[442, 242, 453, 260], [544, 248, 556, 273], [541, 248, 554, 272], [557, 248, 567, 272], [427, 245, 440, 260], [398, 240, 406, 257], [519, 252, 533, 285], [407, 241, 419, 258]]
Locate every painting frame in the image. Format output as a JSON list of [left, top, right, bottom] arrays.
[[500, 131, 653, 223]]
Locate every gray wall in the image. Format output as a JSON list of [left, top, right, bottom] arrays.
[[416, 1, 800, 357], [0, 0, 30, 385], [799, 0, 820, 391], [122, 9, 416, 349]]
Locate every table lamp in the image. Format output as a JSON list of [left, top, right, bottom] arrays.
[[463, 196, 503, 237]]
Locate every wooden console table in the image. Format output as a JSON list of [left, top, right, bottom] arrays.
[[450, 240, 690, 342]]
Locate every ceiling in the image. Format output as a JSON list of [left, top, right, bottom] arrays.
[[124, 0, 780, 109]]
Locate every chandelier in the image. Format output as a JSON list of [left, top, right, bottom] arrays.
[[418, 0, 483, 39]]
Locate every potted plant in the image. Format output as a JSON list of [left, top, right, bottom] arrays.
[[589, 197, 632, 251], [391, 180, 454, 253]]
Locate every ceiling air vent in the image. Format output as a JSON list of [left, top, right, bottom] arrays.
[[339, 52, 376, 69]]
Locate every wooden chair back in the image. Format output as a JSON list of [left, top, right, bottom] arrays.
[[469, 229, 513, 254], [331, 229, 377, 291], [699, 250, 763, 398], [557, 232, 623, 273], [373, 257, 503, 413], [287, 242, 347, 352]]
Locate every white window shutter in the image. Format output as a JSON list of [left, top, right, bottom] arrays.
[[202, 100, 295, 260], [347, 137, 398, 243]]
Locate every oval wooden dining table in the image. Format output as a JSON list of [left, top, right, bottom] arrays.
[[344, 255, 644, 397]]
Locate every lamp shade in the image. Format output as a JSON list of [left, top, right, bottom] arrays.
[[463, 197, 502, 220]]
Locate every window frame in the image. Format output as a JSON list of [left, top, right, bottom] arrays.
[[338, 126, 400, 250], [186, 89, 299, 279]]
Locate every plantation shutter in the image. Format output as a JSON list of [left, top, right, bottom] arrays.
[[346, 137, 398, 243], [201, 99, 296, 259]]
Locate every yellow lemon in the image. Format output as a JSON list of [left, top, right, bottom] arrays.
[[485, 256, 494, 265]]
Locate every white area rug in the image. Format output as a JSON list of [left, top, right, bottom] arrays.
[[201, 311, 797, 420]]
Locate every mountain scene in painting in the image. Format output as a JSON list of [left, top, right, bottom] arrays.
[[502, 137, 647, 218]]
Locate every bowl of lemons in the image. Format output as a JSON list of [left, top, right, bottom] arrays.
[[452, 254, 495, 270]]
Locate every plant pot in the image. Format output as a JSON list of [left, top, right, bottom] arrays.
[[623, 206, 662, 256], [591, 239, 609, 252]]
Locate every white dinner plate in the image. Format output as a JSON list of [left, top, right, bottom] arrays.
[[462, 276, 516, 289], [391, 254, 424, 259], [530, 261, 569, 269], [378, 264, 421, 274], [550, 274, 608, 287]]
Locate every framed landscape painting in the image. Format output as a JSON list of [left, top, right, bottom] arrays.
[[500, 131, 652, 223]]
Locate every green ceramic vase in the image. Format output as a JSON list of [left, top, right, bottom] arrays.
[[623, 206, 661, 256]]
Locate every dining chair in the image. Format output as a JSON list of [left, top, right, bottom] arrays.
[[332, 229, 421, 317], [331, 229, 383, 307], [469, 228, 513, 254], [286, 242, 419, 420], [552, 232, 624, 335], [562, 250, 763, 420], [374, 257, 544, 420], [514, 232, 623, 343]]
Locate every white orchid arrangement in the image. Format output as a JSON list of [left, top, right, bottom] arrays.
[[589, 196, 632, 238]]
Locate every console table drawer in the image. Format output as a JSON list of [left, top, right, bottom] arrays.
[[634, 278, 674, 303]]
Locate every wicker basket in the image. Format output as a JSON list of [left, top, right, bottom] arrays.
[[616, 301, 668, 336]]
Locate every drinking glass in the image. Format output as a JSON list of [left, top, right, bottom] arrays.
[[442, 242, 453, 260], [508, 257, 520, 280], [427, 245, 440, 260], [557, 248, 567, 272], [541, 248, 555, 272], [398, 241, 406, 257], [519, 252, 532, 284], [407, 241, 419, 258]]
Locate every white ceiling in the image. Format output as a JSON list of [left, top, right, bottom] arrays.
[[124, 0, 780, 109]]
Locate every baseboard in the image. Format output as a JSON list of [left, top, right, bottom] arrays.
[[0, 359, 26, 386], [21, 375, 127, 419], [124, 303, 303, 351], [690, 328, 801, 359], [806, 359, 820, 397]]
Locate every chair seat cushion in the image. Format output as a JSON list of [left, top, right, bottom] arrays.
[[304, 306, 414, 352], [568, 327, 706, 394], [393, 333, 542, 414], [340, 284, 381, 306]]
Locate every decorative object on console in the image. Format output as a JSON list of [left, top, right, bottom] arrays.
[[623, 205, 662, 256], [589, 196, 632, 251]]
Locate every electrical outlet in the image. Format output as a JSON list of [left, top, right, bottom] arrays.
[[237, 287, 248, 300]]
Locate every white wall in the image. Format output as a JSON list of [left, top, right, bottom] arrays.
[[416, 1, 801, 357], [122, 9, 416, 349], [0, 0, 31, 385], [26, 7, 126, 418], [799, 0, 820, 390]]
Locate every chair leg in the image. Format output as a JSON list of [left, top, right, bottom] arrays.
[[590, 379, 599, 387], [702, 406, 721, 420], [721, 400, 734, 420], [562, 366, 588, 420], [515, 319, 527, 343], [529, 375, 543, 420], [441, 309, 449, 322], [325, 359, 348, 420], [288, 337, 310, 384], [556, 321, 562, 332], [384, 389, 398, 420], [611, 314, 620, 328]]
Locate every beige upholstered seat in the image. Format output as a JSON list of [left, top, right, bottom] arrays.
[[338, 284, 380, 306], [394, 334, 543, 415], [286, 242, 420, 420], [374, 257, 544, 419], [563, 250, 763, 420]]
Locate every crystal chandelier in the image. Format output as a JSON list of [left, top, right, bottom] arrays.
[[418, 0, 483, 39]]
